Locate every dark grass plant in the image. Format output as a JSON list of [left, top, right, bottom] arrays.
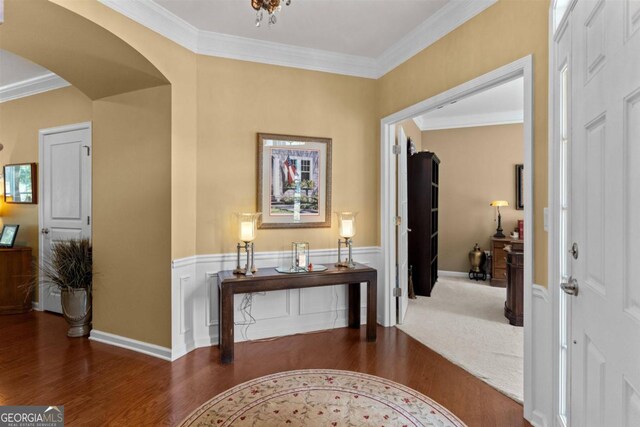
[[40, 238, 92, 292]]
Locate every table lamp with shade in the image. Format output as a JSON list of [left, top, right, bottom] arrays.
[[489, 200, 509, 238], [233, 212, 261, 275], [336, 211, 357, 268]]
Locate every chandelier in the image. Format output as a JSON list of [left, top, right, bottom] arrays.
[[251, 0, 291, 27]]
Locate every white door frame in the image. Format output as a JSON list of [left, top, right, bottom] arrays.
[[379, 55, 534, 414], [549, 2, 573, 425], [37, 121, 92, 311]]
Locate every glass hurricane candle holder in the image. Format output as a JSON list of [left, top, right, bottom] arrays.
[[292, 242, 310, 272]]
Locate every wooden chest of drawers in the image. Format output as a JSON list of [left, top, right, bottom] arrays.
[[490, 237, 523, 287], [0, 247, 33, 314]]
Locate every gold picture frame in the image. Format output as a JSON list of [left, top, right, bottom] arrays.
[[257, 133, 332, 229]]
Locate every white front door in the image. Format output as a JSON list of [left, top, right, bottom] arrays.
[[566, 1, 640, 425], [396, 126, 409, 323], [39, 123, 92, 313]]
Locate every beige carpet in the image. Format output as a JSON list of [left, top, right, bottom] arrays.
[[397, 276, 523, 403]]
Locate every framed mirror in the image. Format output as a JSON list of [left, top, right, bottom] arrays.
[[4, 163, 37, 204]]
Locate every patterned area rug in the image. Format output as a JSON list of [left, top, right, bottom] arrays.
[[179, 369, 466, 427]]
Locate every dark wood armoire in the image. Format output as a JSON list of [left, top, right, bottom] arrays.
[[408, 151, 440, 297]]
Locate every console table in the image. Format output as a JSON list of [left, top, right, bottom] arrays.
[[217, 263, 377, 364]]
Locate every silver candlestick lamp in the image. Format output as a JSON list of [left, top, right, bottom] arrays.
[[233, 212, 261, 275], [336, 211, 357, 269]]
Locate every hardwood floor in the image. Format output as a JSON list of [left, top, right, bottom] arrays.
[[0, 312, 531, 426]]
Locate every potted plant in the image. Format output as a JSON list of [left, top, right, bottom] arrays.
[[40, 238, 93, 337]]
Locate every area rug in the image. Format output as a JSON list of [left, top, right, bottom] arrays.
[[396, 276, 523, 403], [179, 369, 466, 426]]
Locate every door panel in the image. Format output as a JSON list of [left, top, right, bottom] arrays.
[[567, 1, 640, 426], [40, 125, 91, 314], [624, 90, 640, 322], [50, 142, 83, 219]]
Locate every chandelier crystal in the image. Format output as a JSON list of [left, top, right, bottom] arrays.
[[251, 0, 291, 27]]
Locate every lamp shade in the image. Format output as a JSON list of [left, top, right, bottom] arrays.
[[236, 212, 261, 242], [337, 211, 357, 239], [490, 200, 509, 207]]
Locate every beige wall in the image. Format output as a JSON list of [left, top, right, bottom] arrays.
[[50, 0, 199, 261], [422, 124, 524, 272], [92, 85, 172, 347], [377, 0, 549, 286], [0, 0, 551, 348], [196, 56, 378, 254], [398, 120, 422, 149], [0, 86, 93, 254]]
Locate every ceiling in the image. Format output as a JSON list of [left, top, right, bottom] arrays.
[[153, 0, 449, 57], [414, 77, 524, 131], [101, 0, 496, 78], [1, 0, 497, 101], [0, 49, 69, 103], [0, 49, 52, 86]]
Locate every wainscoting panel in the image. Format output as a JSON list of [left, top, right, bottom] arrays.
[[171, 247, 381, 361], [529, 284, 552, 427]]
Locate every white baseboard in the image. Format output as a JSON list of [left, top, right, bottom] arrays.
[[530, 410, 549, 427], [437, 270, 470, 278], [89, 329, 172, 361], [171, 246, 382, 361], [32, 301, 42, 311]]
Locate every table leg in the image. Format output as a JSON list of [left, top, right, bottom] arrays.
[[348, 282, 361, 328], [220, 285, 234, 364], [366, 277, 377, 342]]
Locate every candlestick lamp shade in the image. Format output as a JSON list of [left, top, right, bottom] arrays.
[[489, 200, 509, 207], [337, 212, 357, 239], [236, 213, 261, 242]]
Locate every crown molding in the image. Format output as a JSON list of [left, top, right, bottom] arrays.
[[99, 0, 496, 79], [414, 109, 524, 131], [197, 30, 378, 78], [99, 0, 199, 51], [0, 73, 70, 103], [376, 0, 497, 77]]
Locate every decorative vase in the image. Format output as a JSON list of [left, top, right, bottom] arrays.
[[469, 243, 485, 273], [468, 243, 488, 281], [61, 288, 92, 337]]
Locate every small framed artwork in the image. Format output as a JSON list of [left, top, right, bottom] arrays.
[[515, 164, 524, 210], [257, 133, 332, 229], [4, 163, 37, 204], [0, 224, 19, 248]]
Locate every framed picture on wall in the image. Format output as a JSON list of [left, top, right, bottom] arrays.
[[257, 133, 332, 229], [515, 164, 524, 210]]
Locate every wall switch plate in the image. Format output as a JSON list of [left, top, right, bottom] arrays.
[[544, 207, 549, 232]]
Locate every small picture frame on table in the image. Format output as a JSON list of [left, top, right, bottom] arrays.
[[0, 224, 19, 248]]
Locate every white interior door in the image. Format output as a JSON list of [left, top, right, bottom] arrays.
[[396, 126, 409, 324], [39, 123, 92, 314], [566, 1, 640, 425]]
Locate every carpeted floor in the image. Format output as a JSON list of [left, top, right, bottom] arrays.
[[396, 276, 523, 403]]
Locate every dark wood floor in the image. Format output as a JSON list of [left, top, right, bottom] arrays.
[[0, 312, 531, 426]]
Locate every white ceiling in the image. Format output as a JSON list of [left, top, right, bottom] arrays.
[[0, 0, 497, 101], [414, 77, 524, 131], [153, 0, 449, 57], [0, 50, 69, 103], [100, 0, 496, 78], [0, 50, 52, 86]]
